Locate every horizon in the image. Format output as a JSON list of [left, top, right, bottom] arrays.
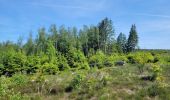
[[0, 0, 170, 49]]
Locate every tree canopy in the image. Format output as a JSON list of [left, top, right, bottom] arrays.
[[0, 17, 139, 76]]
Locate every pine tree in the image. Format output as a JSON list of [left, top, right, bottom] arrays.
[[117, 32, 127, 53], [36, 28, 47, 54], [87, 26, 100, 53], [49, 24, 58, 49], [79, 25, 89, 56], [98, 17, 115, 53], [24, 33, 35, 55], [126, 24, 138, 52]]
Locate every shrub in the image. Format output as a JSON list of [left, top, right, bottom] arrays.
[[0, 64, 4, 76], [149, 64, 163, 82], [105, 54, 128, 67], [127, 52, 154, 64], [42, 62, 58, 75], [0, 76, 29, 100], [147, 83, 170, 99], [2, 51, 27, 76], [25, 56, 41, 74], [127, 52, 154, 73], [10, 74, 29, 86], [160, 55, 170, 64], [89, 51, 106, 68], [69, 74, 84, 90], [57, 53, 70, 71], [0, 76, 11, 96], [67, 48, 90, 70]]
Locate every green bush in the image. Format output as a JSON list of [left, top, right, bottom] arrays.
[[149, 64, 163, 82], [42, 62, 58, 75], [39, 53, 58, 75], [153, 54, 160, 63], [160, 55, 170, 64], [2, 51, 27, 76], [25, 56, 41, 74], [127, 52, 154, 64], [127, 52, 154, 73], [0, 76, 11, 96], [147, 83, 170, 99], [57, 53, 70, 71], [67, 48, 90, 70], [0, 76, 29, 100], [10, 74, 29, 86], [105, 54, 128, 67], [69, 74, 84, 90], [89, 51, 106, 68]]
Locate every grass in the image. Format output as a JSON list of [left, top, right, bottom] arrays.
[[1, 63, 170, 100]]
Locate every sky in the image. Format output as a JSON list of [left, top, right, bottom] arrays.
[[0, 0, 170, 49]]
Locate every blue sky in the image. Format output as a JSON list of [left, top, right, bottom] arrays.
[[0, 0, 170, 49]]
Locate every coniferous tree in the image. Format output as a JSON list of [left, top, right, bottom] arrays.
[[49, 24, 58, 49], [87, 26, 100, 53], [35, 28, 47, 54], [126, 24, 138, 52], [79, 25, 89, 56], [117, 32, 127, 53], [24, 33, 35, 55], [57, 25, 70, 54], [98, 17, 115, 53]]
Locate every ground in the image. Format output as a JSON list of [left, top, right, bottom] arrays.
[[1, 62, 170, 100]]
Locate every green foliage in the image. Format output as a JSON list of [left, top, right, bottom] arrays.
[[105, 54, 127, 67], [57, 53, 70, 71], [153, 54, 160, 63], [66, 48, 90, 70], [42, 62, 58, 75], [24, 33, 35, 55], [98, 17, 115, 53], [150, 64, 163, 82], [127, 52, 154, 73], [70, 74, 84, 89], [0, 76, 29, 100], [57, 26, 70, 54], [117, 32, 127, 53], [126, 24, 138, 52], [87, 26, 100, 52], [146, 83, 170, 99], [0, 19, 142, 77], [127, 52, 154, 64], [39, 52, 58, 75], [9, 92, 28, 100], [2, 51, 27, 75], [2, 17, 170, 99], [0, 76, 11, 96], [89, 51, 106, 68], [25, 55, 41, 74], [10, 73, 29, 86]]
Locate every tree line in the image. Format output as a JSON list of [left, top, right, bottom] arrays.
[[0, 17, 138, 76]]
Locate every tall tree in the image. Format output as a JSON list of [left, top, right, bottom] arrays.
[[35, 27, 47, 54], [79, 25, 89, 56], [87, 26, 99, 53], [67, 27, 77, 48], [98, 17, 115, 53], [57, 26, 70, 54], [49, 24, 58, 49], [24, 33, 35, 55], [117, 32, 127, 53], [126, 24, 138, 52], [17, 36, 23, 50]]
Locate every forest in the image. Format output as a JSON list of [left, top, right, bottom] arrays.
[[0, 17, 170, 100]]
